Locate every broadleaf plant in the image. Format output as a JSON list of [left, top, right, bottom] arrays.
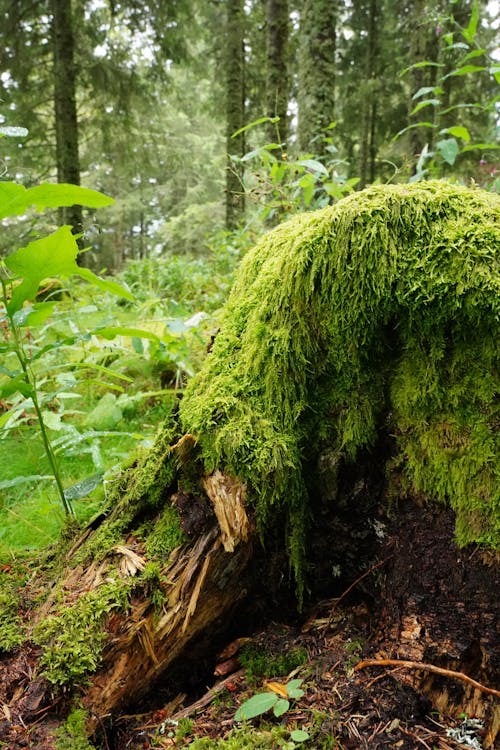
[[0, 181, 131, 515]]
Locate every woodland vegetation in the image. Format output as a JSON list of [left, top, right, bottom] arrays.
[[0, 1, 499, 749]]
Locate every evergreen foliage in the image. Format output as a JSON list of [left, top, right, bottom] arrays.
[[179, 182, 499, 588]]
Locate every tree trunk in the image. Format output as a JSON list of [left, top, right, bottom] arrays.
[[225, 0, 246, 230], [51, 0, 83, 244], [265, 0, 289, 146], [297, 0, 339, 156]]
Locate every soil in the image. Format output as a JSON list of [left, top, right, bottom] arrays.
[[0, 499, 498, 750]]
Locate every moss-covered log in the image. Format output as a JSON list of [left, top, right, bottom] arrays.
[[2, 181, 499, 744]]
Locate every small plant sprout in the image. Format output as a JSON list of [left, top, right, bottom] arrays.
[[234, 678, 305, 722]]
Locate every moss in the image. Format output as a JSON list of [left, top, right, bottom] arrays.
[[179, 182, 500, 590], [145, 504, 187, 559], [54, 708, 96, 750], [185, 725, 290, 749], [239, 644, 308, 684], [0, 587, 24, 652], [33, 580, 131, 686]]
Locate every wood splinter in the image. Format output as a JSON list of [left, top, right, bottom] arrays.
[[354, 658, 500, 698]]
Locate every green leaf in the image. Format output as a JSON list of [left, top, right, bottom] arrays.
[[461, 142, 500, 153], [410, 99, 440, 116], [95, 326, 160, 342], [442, 126, 471, 142], [436, 138, 460, 165], [290, 730, 309, 742], [231, 116, 280, 139], [298, 173, 315, 206], [412, 86, 443, 100], [234, 692, 277, 721], [5, 226, 81, 312], [295, 159, 329, 176], [392, 122, 434, 141], [0, 181, 114, 220], [13, 302, 55, 327], [490, 66, 500, 84], [0, 475, 54, 490], [462, 0, 479, 44], [77, 268, 134, 301], [446, 65, 486, 78], [400, 61, 444, 76], [5, 226, 133, 313], [63, 472, 104, 501], [462, 48, 485, 62], [273, 698, 290, 717], [0, 376, 34, 399]]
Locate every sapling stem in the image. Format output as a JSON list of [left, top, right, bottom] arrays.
[[1, 278, 74, 515]]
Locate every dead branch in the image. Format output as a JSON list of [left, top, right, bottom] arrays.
[[354, 659, 500, 698]]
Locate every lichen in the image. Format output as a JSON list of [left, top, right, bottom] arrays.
[[178, 182, 499, 588]]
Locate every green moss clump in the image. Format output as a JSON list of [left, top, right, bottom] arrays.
[[33, 580, 131, 686], [54, 708, 96, 750], [184, 725, 290, 749], [179, 182, 500, 588], [145, 505, 187, 559], [0, 587, 24, 652], [239, 644, 308, 684]]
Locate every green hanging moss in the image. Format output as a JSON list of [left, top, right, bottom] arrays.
[[179, 182, 499, 583]]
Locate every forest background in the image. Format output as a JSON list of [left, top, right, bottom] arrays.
[[0, 0, 499, 554]]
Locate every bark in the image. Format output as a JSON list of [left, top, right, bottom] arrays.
[[225, 0, 246, 230], [50, 0, 83, 250], [297, 0, 339, 156], [265, 0, 289, 145], [358, 0, 379, 188]]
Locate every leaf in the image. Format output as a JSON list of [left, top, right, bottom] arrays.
[[442, 126, 471, 142], [462, 48, 485, 62], [410, 99, 440, 116], [231, 116, 280, 139], [290, 729, 310, 742], [491, 66, 500, 84], [0, 475, 54, 490], [77, 268, 134, 301], [263, 681, 289, 699], [0, 182, 113, 220], [0, 376, 34, 399], [13, 302, 55, 327], [5, 226, 81, 312], [63, 472, 104, 501], [446, 64, 486, 78], [436, 138, 460, 165], [295, 159, 329, 176], [461, 142, 500, 152], [400, 61, 444, 76], [462, 0, 479, 44], [412, 86, 443, 100], [273, 698, 290, 717], [96, 325, 160, 342], [392, 122, 434, 141], [234, 692, 277, 721]]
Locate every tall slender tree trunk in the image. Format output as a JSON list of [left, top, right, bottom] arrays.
[[297, 0, 339, 156], [406, 0, 441, 168], [265, 0, 289, 146], [225, 0, 246, 231], [51, 0, 83, 244], [358, 0, 379, 188]]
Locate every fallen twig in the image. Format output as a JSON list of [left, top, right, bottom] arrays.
[[354, 659, 500, 698], [171, 668, 246, 720], [328, 557, 392, 621]]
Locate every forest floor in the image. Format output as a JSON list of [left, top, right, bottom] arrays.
[[0, 503, 498, 750]]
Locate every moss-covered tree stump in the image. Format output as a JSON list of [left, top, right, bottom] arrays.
[[1, 181, 499, 745]]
